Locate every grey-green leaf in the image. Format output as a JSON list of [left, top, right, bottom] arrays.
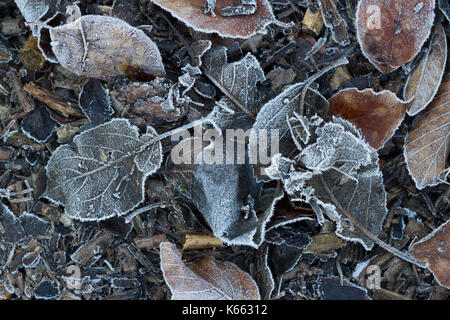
[[44, 118, 162, 221]]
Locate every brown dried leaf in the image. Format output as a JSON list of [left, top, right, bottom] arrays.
[[160, 242, 260, 300], [404, 23, 447, 116], [49, 15, 165, 81], [410, 220, 450, 289], [149, 0, 276, 38], [356, 0, 435, 73], [404, 73, 450, 189], [328, 88, 406, 150]]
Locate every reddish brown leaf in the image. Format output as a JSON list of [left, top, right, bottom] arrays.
[[356, 0, 435, 73], [160, 242, 260, 300], [404, 73, 450, 189], [49, 15, 165, 81], [404, 23, 447, 116], [149, 0, 276, 38], [410, 220, 450, 289], [328, 88, 406, 150]]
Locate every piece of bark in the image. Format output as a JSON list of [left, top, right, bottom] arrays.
[[23, 82, 85, 118], [302, 7, 324, 36]]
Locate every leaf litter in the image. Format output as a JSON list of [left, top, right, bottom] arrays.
[[0, 0, 448, 301]]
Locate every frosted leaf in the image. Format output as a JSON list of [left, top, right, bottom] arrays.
[[283, 117, 388, 250], [191, 159, 262, 247], [49, 15, 165, 81], [299, 117, 373, 178], [150, 0, 276, 39], [356, 0, 435, 73], [266, 226, 311, 295], [249, 83, 328, 179], [44, 119, 163, 221], [160, 242, 260, 300], [404, 73, 450, 189], [305, 157, 388, 250], [79, 79, 115, 126], [404, 23, 447, 116], [203, 46, 265, 114]]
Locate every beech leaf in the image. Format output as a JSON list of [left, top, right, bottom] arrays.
[[404, 73, 450, 189], [44, 118, 163, 221], [410, 220, 450, 289], [49, 15, 165, 81], [404, 23, 447, 116], [160, 242, 260, 300], [356, 0, 435, 73], [329, 88, 406, 150], [149, 0, 276, 39]]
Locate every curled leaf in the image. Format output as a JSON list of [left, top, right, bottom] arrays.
[[404, 73, 450, 189], [329, 88, 406, 150], [149, 0, 276, 39], [49, 15, 165, 81], [160, 242, 260, 300], [356, 0, 435, 73], [410, 220, 449, 289], [44, 118, 163, 221], [404, 23, 447, 116]]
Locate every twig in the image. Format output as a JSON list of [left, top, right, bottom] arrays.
[[23, 82, 84, 117]]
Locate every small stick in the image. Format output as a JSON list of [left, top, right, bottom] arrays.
[[183, 234, 223, 251], [23, 82, 84, 117]]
